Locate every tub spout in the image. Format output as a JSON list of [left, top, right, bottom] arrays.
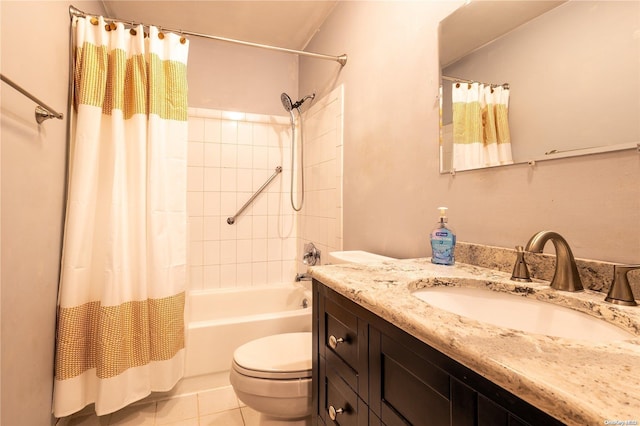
[[295, 273, 311, 282], [525, 231, 584, 292]]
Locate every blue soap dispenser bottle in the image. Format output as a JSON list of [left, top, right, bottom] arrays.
[[430, 207, 456, 265]]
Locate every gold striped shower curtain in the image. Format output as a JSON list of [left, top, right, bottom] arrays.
[[53, 15, 189, 417], [452, 82, 513, 171]]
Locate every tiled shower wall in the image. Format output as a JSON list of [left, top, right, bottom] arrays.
[[187, 85, 343, 290], [295, 86, 344, 271]]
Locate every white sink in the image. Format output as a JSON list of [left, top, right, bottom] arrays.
[[412, 286, 635, 342]]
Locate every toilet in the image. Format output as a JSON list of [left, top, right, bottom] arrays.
[[230, 332, 312, 425], [229, 251, 396, 425]]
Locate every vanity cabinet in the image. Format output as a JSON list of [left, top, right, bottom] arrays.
[[312, 280, 565, 426]]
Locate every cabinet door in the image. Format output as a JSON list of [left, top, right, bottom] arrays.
[[370, 328, 451, 426]]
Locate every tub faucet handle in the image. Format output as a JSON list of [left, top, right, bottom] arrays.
[[303, 242, 321, 266], [605, 264, 640, 306]]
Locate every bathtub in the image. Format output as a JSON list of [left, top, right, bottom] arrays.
[[184, 284, 312, 380]]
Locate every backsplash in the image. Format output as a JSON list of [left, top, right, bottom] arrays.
[[456, 241, 639, 295]]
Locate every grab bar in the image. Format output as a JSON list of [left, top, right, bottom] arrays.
[[227, 166, 282, 225], [1, 73, 64, 124]]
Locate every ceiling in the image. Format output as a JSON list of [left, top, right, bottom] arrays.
[[99, 1, 338, 51]]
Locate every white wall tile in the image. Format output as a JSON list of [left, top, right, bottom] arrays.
[[220, 264, 236, 286], [236, 240, 253, 264], [220, 168, 237, 192], [252, 238, 268, 262], [187, 192, 203, 217], [188, 142, 204, 167], [236, 263, 252, 286], [203, 265, 220, 289], [203, 192, 221, 216], [204, 143, 220, 167], [187, 167, 204, 192], [219, 240, 236, 265], [221, 120, 238, 143], [267, 261, 282, 284], [237, 122, 252, 146], [204, 241, 221, 265], [203, 119, 221, 143], [237, 145, 253, 169], [251, 262, 267, 285], [220, 144, 237, 168], [189, 217, 203, 242], [203, 168, 221, 192], [187, 97, 342, 289], [252, 216, 268, 239], [188, 117, 205, 142], [203, 216, 221, 241]]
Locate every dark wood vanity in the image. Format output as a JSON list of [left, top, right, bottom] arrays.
[[312, 279, 565, 426]]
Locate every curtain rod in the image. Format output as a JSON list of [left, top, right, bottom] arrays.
[[442, 75, 509, 90], [1, 73, 64, 123], [69, 5, 347, 66]]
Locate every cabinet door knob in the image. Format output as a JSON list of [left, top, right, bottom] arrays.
[[328, 405, 345, 420], [328, 335, 345, 349]]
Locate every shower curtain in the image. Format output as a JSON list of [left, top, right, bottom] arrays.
[[53, 15, 189, 417], [452, 82, 513, 171]]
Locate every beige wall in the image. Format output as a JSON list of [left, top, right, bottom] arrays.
[[300, 0, 640, 264], [188, 36, 298, 115], [1, 2, 102, 424]]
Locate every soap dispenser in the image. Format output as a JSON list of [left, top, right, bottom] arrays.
[[430, 207, 456, 265]]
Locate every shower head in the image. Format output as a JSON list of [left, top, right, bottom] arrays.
[[280, 92, 316, 112], [281, 93, 293, 112]]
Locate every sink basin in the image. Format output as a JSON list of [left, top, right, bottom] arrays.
[[412, 286, 635, 342]]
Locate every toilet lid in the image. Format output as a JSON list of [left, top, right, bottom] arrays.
[[233, 332, 312, 380]]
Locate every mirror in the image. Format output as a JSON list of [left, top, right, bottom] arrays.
[[439, 0, 640, 173]]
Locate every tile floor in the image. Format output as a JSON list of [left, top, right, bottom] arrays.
[[65, 386, 260, 426]]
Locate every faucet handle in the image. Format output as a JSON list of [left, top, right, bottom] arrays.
[[604, 264, 640, 306], [511, 246, 532, 282]]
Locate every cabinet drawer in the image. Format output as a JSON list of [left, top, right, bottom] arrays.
[[324, 297, 359, 370], [323, 364, 366, 426]]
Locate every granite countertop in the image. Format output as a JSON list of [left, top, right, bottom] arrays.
[[309, 258, 640, 426]]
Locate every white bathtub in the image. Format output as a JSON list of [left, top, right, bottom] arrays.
[[184, 284, 312, 379]]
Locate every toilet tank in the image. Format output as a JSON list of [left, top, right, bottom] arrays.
[[327, 250, 396, 265]]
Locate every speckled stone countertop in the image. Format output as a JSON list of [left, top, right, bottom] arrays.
[[309, 258, 640, 426]]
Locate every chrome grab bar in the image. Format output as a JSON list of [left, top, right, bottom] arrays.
[[227, 166, 282, 225]]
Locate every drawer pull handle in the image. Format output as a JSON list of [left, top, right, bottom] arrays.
[[328, 405, 345, 420], [328, 335, 345, 349]]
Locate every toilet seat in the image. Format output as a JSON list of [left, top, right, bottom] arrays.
[[232, 332, 312, 380]]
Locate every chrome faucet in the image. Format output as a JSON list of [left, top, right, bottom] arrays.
[[295, 273, 312, 282], [605, 264, 640, 306], [524, 231, 584, 292]]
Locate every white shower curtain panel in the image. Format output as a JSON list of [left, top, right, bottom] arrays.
[[53, 15, 189, 417]]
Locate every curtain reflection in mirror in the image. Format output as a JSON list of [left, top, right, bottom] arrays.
[[450, 82, 513, 171]]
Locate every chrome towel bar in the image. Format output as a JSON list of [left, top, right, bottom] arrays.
[[1, 73, 64, 124], [227, 166, 282, 225]]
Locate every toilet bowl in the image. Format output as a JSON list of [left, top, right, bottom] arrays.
[[230, 332, 312, 425]]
